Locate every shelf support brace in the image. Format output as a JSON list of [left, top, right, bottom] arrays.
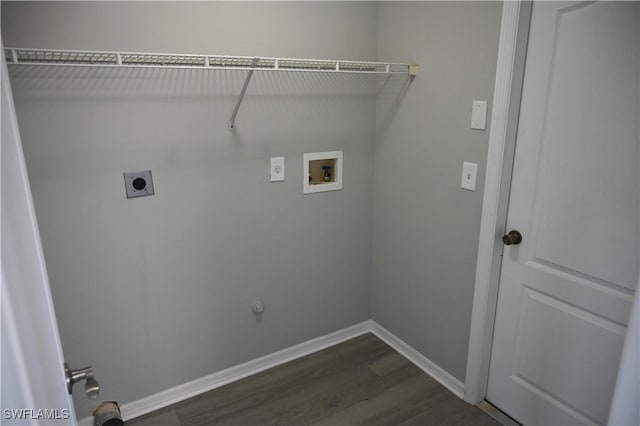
[[229, 57, 259, 129]]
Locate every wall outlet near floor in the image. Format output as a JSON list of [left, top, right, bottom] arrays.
[[252, 300, 264, 314]]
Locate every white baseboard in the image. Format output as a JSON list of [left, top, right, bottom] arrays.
[[78, 321, 371, 426], [369, 321, 466, 399], [79, 319, 465, 426]]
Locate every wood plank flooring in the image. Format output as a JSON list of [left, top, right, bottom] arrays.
[[126, 333, 502, 426]]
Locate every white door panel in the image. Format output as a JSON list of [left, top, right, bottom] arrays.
[[487, 2, 639, 425], [513, 287, 625, 420], [522, 261, 633, 327], [1, 37, 76, 425]]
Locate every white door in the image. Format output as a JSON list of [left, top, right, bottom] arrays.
[[1, 40, 77, 425], [486, 2, 639, 425]]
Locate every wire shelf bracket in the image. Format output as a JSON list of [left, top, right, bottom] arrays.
[[229, 57, 259, 129], [5, 47, 418, 129]]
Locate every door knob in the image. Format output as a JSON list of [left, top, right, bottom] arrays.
[[502, 230, 523, 246], [64, 362, 100, 399]]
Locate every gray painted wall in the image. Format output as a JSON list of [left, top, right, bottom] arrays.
[[2, 2, 378, 418], [372, 2, 503, 382], [2, 0, 505, 418]]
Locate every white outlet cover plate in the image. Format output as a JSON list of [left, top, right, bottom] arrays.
[[271, 157, 285, 182], [471, 100, 487, 130], [461, 162, 478, 191]]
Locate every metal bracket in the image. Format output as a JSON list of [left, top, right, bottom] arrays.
[[229, 57, 259, 129]]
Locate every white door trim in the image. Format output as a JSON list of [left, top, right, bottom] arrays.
[[463, 1, 532, 404]]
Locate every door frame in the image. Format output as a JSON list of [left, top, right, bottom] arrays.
[[465, 0, 640, 407], [463, 0, 532, 404]]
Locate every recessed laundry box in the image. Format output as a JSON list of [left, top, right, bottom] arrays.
[[303, 151, 343, 194]]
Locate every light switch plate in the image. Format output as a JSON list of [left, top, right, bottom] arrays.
[[461, 162, 478, 191], [471, 100, 487, 130], [271, 157, 285, 182]]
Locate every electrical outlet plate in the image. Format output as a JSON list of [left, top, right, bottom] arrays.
[[271, 157, 285, 182], [124, 170, 154, 198]]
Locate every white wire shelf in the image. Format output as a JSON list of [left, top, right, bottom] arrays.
[[4, 48, 416, 75], [5, 47, 418, 128]]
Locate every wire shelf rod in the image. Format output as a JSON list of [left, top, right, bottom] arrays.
[[5, 47, 418, 129], [4, 48, 416, 75]]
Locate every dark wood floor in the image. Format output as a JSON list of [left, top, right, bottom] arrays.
[[126, 333, 502, 426]]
